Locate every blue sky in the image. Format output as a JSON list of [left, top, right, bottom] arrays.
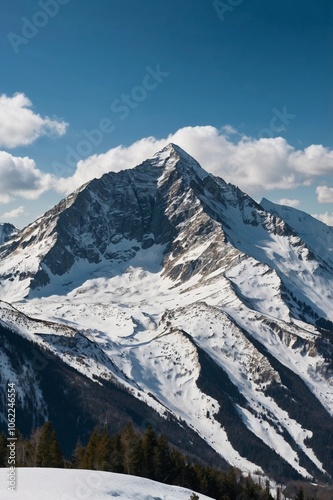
[[0, 0, 333, 227]]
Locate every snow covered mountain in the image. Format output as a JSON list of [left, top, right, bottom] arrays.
[[0, 222, 18, 245], [0, 144, 332, 483]]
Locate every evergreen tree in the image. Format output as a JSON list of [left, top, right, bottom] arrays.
[[141, 425, 157, 479], [80, 429, 100, 470], [96, 428, 113, 471], [264, 478, 274, 500], [153, 435, 172, 483], [295, 486, 304, 500], [72, 439, 85, 469], [35, 421, 63, 467], [121, 423, 142, 476], [243, 474, 263, 500], [16, 433, 35, 467], [49, 431, 63, 467], [169, 448, 187, 485], [223, 467, 241, 499], [110, 434, 124, 473]]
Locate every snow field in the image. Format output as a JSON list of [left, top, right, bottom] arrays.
[[0, 468, 213, 499]]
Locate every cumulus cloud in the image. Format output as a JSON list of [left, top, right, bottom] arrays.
[[54, 126, 333, 196], [0, 93, 68, 148], [316, 185, 333, 203], [1, 205, 25, 219], [275, 198, 300, 208], [291, 145, 333, 176], [0, 151, 54, 203]]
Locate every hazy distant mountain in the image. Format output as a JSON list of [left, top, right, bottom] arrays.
[[1, 144, 332, 482], [0, 222, 18, 245]]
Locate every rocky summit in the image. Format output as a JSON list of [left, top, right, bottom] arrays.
[[0, 144, 333, 482]]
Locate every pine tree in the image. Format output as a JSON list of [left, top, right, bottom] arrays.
[[110, 434, 124, 473], [141, 425, 157, 479], [121, 423, 142, 476], [244, 473, 262, 499], [96, 428, 112, 471], [223, 467, 240, 499], [80, 429, 100, 470], [263, 478, 273, 500], [49, 431, 63, 467], [169, 448, 186, 485], [153, 435, 172, 482], [35, 424, 50, 467], [16, 434, 34, 467], [35, 421, 63, 467], [72, 439, 85, 469], [295, 486, 304, 500]]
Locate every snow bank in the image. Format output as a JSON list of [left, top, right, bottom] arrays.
[[0, 468, 213, 499]]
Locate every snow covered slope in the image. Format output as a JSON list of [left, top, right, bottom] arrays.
[[261, 198, 333, 269], [0, 468, 213, 500], [0, 144, 332, 482]]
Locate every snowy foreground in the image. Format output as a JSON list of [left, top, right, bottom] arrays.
[[0, 468, 213, 500]]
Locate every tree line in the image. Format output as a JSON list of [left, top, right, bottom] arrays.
[[0, 422, 314, 500]]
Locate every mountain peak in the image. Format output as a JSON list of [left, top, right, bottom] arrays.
[[151, 142, 193, 164], [150, 143, 209, 183], [156, 142, 189, 157]]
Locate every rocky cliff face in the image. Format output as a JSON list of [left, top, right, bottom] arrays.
[[0, 144, 333, 482]]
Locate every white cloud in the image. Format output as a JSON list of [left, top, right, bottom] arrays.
[[275, 198, 300, 208], [290, 145, 333, 176], [312, 212, 333, 226], [316, 185, 333, 203], [0, 93, 68, 148], [0, 151, 54, 203], [1, 205, 25, 219], [54, 126, 333, 196], [221, 124, 238, 135], [0, 124, 328, 208]]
